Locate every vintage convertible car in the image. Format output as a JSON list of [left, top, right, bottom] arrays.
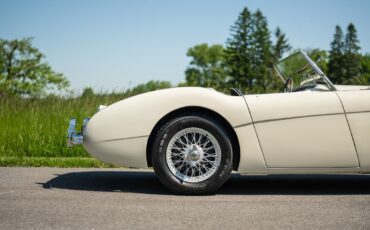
[[67, 51, 370, 194]]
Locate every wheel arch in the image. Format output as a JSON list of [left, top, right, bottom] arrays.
[[146, 106, 240, 171]]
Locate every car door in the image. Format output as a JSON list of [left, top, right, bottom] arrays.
[[336, 90, 370, 171], [245, 90, 359, 168]]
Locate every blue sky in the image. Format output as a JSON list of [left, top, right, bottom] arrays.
[[1, 0, 369, 92]]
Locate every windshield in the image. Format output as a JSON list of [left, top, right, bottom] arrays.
[[274, 51, 336, 91]]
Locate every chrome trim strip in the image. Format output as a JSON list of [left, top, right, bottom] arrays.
[[99, 135, 149, 143], [234, 122, 253, 129], [233, 110, 370, 129]]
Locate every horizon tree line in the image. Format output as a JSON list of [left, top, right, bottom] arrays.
[[1, 6, 369, 97], [184, 7, 370, 93]]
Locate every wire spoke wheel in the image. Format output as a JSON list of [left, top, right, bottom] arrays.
[[166, 127, 221, 183], [153, 115, 233, 194]]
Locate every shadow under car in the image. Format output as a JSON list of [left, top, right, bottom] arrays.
[[38, 170, 370, 195]]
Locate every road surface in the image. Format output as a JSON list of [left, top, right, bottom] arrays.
[[1, 167, 370, 229]]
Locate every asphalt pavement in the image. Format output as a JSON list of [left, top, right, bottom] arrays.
[[1, 167, 370, 229]]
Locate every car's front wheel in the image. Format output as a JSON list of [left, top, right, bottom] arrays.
[[152, 115, 233, 195]]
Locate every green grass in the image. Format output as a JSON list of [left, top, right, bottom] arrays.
[[0, 94, 123, 167], [0, 93, 125, 158], [0, 81, 172, 167], [0, 157, 114, 167]]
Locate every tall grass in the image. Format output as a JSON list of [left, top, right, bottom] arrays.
[[0, 92, 129, 158], [0, 80, 172, 166], [0, 80, 172, 164]]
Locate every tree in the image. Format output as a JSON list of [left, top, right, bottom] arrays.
[[225, 7, 254, 89], [184, 44, 227, 89], [344, 23, 361, 54], [328, 25, 345, 83], [343, 23, 362, 84], [250, 10, 272, 92], [269, 27, 292, 91], [225, 8, 283, 93], [0, 38, 69, 97], [81, 87, 94, 98], [307, 49, 329, 74], [272, 27, 291, 62], [126, 80, 171, 96], [328, 23, 363, 84], [357, 54, 370, 85]]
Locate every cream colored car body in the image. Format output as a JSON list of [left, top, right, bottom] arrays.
[[83, 85, 370, 174]]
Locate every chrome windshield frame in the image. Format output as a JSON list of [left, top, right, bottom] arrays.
[[274, 50, 337, 91], [300, 51, 336, 91]]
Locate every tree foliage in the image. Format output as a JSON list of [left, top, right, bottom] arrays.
[[307, 48, 329, 74], [225, 7, 254, 89], [184, 43, 227, 89], [328, 23, 364, 84], [224, 7, 294, 92], [249, 10, 272, 92], [359, 55, 370, 85], [328, 25, 345, 83], [343, 23, 362, 84], [0, 38, 69, 97], [185, 7, 291, 93], [184, 9, 370, 93], [126, 80, 172, 96], [225, 8, 278, 92], [225, 8, 275, 92], [81, 87, 94, 98], [272, 27, 291, 62]]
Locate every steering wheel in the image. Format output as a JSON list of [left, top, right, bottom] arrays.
[[284, 77, 293, 92]]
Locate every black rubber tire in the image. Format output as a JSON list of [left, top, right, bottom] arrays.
[[152, 115, 233, 195]]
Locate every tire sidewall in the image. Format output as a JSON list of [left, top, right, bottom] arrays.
[[152, 116, 233, 194]]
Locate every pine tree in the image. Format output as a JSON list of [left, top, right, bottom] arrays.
[[225, 7, 254, 89], [345, 23, 360, 54], [343, 23, 362, 83], [225, 8, 276, 92], [250, 10, 272, 92], [328, 25, 345, 83], [272, 27, 291, 62], [270, 27, 291, 91]]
